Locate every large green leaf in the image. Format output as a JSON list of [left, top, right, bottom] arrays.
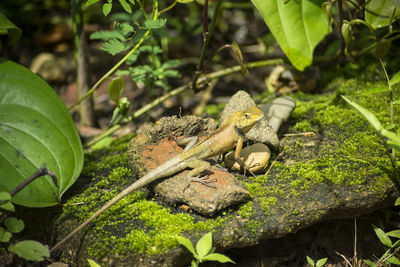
[[0, 58, 83, 207], [251, 0, 331, 70], [365, 0, 400, 29]]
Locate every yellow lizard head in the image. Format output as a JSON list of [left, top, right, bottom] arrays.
[[235, 105, 264, 134]]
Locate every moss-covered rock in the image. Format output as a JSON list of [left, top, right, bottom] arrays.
[[53, 79, 399, 266]]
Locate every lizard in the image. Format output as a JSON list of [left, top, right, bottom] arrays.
[[50, 105, 264, 252]]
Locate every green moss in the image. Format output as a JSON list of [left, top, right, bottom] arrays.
[[237, 202, 253, 218], [83, 152, 129, 177], [259, 197, 278, 214], [60, 73, 398, 262], [237, 77, 396, 236], [60, 136, 228, 260], [291, 120, 314, 132], [86, 197, 226, 257], [284, 79, 394, 196]]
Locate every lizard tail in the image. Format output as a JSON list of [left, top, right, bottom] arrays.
[[50, 157, 184, 253], [49, 172, 158, 253]]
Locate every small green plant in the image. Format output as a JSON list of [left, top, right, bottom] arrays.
[[306, 256, 327, 267], [0, 191, 49, 261], [342, 64, 400, 266], [363, 219, 400, 266], [87, 258, 102, 267], [343, 94, 400, 156], [116, 44, 181, 91], [89, 10, 181, 92], [342, 61, 400, 162], [175, 232, 235, 266]]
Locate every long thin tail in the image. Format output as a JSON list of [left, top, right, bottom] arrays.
[[50, 178, 147, 252], [50, 156, 184, 252]]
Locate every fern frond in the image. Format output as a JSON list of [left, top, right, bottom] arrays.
[[101, 39, 129, 55], [90, 30, 125, 41], [143, 18, 166, 29], [162, 59, 181, 69], [115, 22, 134, 37], [109, 12, 142, 22]]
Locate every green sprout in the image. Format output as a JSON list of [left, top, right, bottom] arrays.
[[175, 232, 235, 267]]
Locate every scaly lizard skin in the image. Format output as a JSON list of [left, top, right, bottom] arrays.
[[50, 105, 263, 252]]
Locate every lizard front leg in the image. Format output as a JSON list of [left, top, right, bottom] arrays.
[[234, 137, 258, 176]]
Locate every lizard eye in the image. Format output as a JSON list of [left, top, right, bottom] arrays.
[[244, 113, 250, 119]]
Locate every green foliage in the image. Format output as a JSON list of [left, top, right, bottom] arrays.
[[103, 1, 112, 16], [365, 0, 400, 29], [342, 63, 400, 157], [4, 218, 24, 233], [86, 0, 136, 16], [116, 44, 181, 91], [0, 11, 22, 49], [250, 0, 331, 70], [102, 38, 129, 56], [87, 258, 102, 267], [0, 59, 84, 207], [0, 226, 12, 242], [90, 5, 181, 92], [363, 224, 400, 266], [342, 96, 400, 154], [0, 191, 49, 261], [306, 256, 327, 267], [107, 76, 130, 130], [8, 241, 49, 261], [340, 1, 400, 59], [90, 20, 136, 55], [143, 18, 166, 29], [108, 77, 125, 103], [110, 97, 131, 125], [395, 196, 400, 206], [175, 232, 235, 267], [251, 0, 400, 69]]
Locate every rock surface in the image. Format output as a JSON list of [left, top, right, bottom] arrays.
[[54, 85, 399, 267], [261, 96, 296, 133], [130, 121, 251, 216], [220, 90, 279, 146]]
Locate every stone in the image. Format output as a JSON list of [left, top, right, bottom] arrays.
[[136, 135, 250, 216], [260, 96, 296, 133], [220, 90, 279, 146], [224, 143, 270, 173]]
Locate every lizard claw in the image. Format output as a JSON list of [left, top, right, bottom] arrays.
[[183, 175, 217, 192], [242, 158, 261, 177]]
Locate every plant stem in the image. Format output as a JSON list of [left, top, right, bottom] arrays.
[[192, 0, 223, 90], [69, 28, 153, 111], [337, 0, 346, 60], [85, 58, 284, 148], [10, 167, 58, 197], [158, 0, 177, 16], [137, 0, 149, 21], [72, 0, 95, 126], [69, 0, 161, 112], [380, 59, 394, 126]]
